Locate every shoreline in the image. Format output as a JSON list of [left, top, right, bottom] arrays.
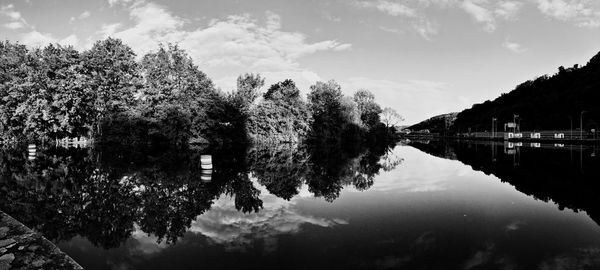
[[0, 211, 83, 270], [399, 135, 600, 145]]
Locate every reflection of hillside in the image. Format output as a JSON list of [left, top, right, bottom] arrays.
[[409, 141, 600, 225], [0, 140, 399, 250]]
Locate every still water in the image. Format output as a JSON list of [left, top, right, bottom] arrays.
[[1, 141, 600, 269]]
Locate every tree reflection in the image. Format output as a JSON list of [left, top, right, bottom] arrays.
[[248, 144, 309, 200], [0, 140, 399, 249], [408, 140, 600, 225]]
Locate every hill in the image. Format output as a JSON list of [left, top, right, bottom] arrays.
[[451, 51, 600, 132], [407, 113, 458, 133]]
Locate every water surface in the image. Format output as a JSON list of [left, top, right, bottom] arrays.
[[1, 141, 600, 269]]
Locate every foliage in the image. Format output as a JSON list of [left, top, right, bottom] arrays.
[[308, 80, 360, 142], [0, 38, 399, 147], [234, 73, 265, 111], [354, 89, 382, 129], [249, 79, 311, 143], [263, 79, 300, 101], [82, 38, 141, 136], [139, 43, 218, 145]]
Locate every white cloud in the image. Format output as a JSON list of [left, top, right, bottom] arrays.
[[99, 22, 123, 37], [353, 1, 441, 39], [323, 11, 342, 22], [0, 4, 22, 20], [70, 10, 91, 22], [534, 0, 600, 27], [416, 0, 600, 29], [355, 0, 418, 17], [175, 13, 349, 68], [1, 4, 28, 29], [535, 0, 591, 19], [59, 34, 80, 47], [19, 30, 57, 48], [3, 4, 81, 48], [412, 19, 439, 40], [106, 1, 349, 91], [494, 1, 523, 20], [3, 21, 25, 29], [461, 0, 497, 32], [502, 38, 526, 53], [379, 25, 402, 33], [418, 0, 457, 8], [18, 30, 82, 49], [107, 0, 134, 7]]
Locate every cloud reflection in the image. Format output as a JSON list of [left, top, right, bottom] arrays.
[[538, 247, 600, 270], [363, 147, 467, 193], [129, 225, 169, 255], [188, 181, 347, 251]]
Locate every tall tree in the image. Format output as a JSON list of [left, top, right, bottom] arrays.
[[0, 41, 33, 141], [235, 73, 265, 107], [82, 38, 141, 136], [308, 80, 356, 140], [353, 89, 382, 129], [22, 44, 93, 139], [140, 43, 218, 143], [249, 80, 311, 143], [140, 44, 214, 109]]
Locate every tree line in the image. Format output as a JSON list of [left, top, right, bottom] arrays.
[[0, 38, 402, 146]]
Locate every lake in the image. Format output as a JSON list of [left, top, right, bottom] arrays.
[[1, 140, 600, 269]]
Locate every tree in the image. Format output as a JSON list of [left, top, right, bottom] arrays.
[[248, 79, 311, 143], [139, 43, 218, 144], [0, 41, 34, 141], [140, 44, 214, 109], [308, 80, 344, 116], [308, 80, 345, 139], [263, 79, 300, 102], [353, 89, 375, 111], [235, 73, 265, 107], [82, 38, 141, 136], [353, 89, 382, 129], [7, 44, 94, 141], [248, 98, 312, 143], [381, 107, 404, 128]]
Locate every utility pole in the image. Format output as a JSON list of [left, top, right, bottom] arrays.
[[568, 116, 572, 140], [491, 118, 494, 139], [580, 111, 587, 141], [491, 118, 497, 139]]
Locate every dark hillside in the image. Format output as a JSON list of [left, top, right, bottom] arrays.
[[408, 113, 457, 133], [452, 51, 600, 132]]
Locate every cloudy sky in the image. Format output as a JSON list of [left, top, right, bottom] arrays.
[[2, 0, 600, 124]]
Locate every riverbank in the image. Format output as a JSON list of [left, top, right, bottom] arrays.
[[400, 134, 600, 145], [0, 211, 83, 270]]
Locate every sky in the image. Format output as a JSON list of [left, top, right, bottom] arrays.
[[1, 0, 600, 124]]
